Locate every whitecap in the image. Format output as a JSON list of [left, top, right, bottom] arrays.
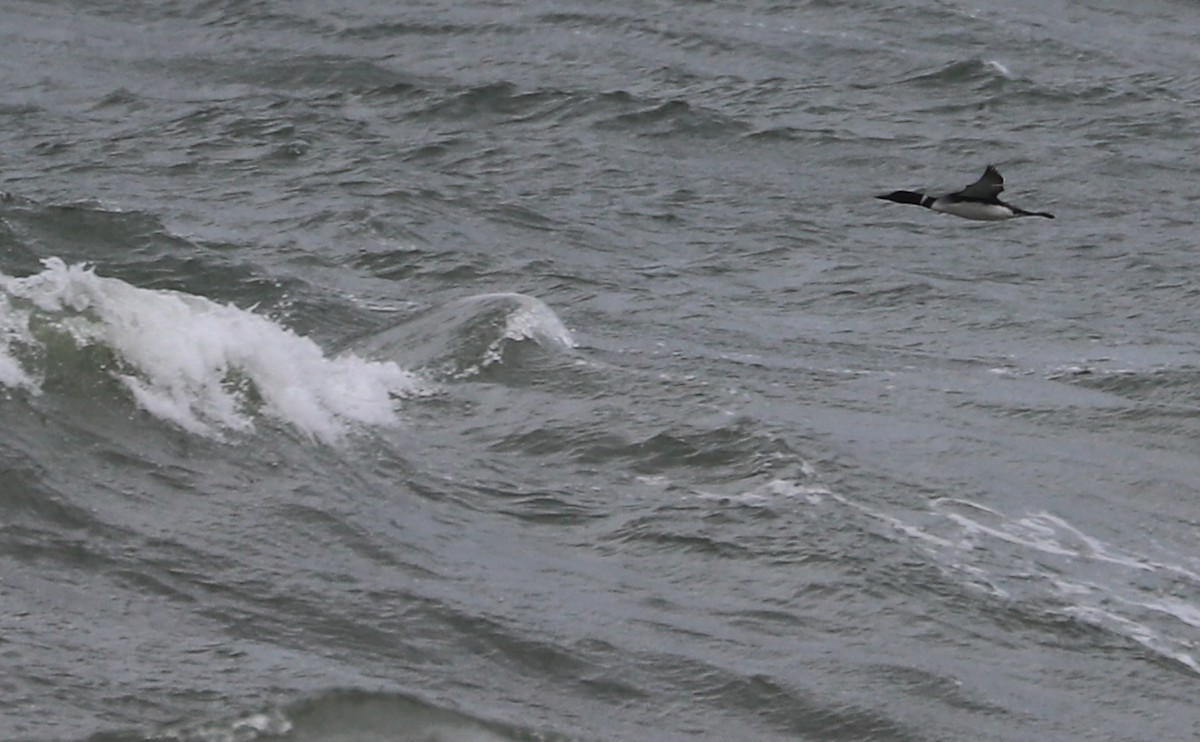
[[0, 258, 424, 443], [984, 59, 1012, 77]]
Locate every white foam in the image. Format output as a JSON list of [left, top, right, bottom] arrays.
[[500, 292, 575, 348], [0, 307, 35, 391], [157, 708, 293, 742], [0, 349, 34, 390], [697, 478, 830, 507], [0, 258, 425, 443]]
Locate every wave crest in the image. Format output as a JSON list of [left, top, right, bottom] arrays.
[[1, 259, 423, 443], [355, 292, 575, 381]]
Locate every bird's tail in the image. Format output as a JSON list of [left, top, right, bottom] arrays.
[[1014, 207, 1055, 219]]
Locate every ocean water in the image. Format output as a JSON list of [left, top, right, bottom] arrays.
[[3, 0, 1200, 740]]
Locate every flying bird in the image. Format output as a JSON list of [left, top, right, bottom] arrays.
[[876, 165, 1054, 220]]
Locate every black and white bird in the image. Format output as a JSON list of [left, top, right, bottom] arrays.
[[876, 165, 1054, 221]]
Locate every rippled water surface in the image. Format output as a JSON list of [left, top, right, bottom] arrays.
[[3, 1, 1200, 740]]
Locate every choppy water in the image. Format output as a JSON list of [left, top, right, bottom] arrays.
[[3, 1, 1200, 740]]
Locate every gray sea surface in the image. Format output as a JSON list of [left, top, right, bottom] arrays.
[[2, 1, 1199, 740]]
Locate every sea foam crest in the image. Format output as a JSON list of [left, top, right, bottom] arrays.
[[474, 291, 576, 371], [0, 258, 422, 443]]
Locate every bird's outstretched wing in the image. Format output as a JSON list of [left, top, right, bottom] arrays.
[[956, 165, 1005, 200]]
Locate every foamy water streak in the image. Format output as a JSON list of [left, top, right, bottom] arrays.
[[0, 259, 422, 443], [714, 477, 1200, 676], [849, 492, 1200, 673]]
